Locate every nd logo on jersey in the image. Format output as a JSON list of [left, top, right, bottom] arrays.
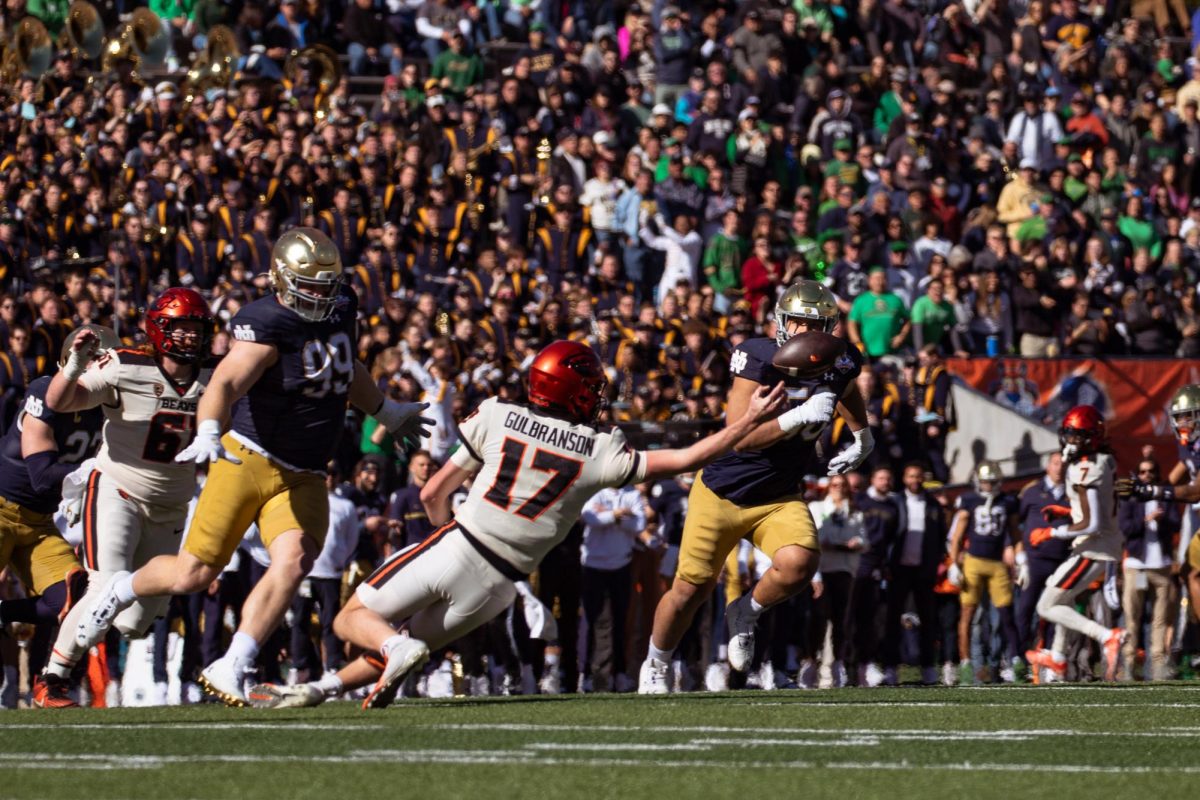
[[24, 394, 44, 417]]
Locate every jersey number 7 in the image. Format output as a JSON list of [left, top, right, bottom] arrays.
[[484, 437, 583, 521]]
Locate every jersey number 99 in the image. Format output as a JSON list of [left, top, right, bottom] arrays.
[[301, 332, 354, 399]]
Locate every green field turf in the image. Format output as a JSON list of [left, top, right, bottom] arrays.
[[3, 685, 1198, 799]]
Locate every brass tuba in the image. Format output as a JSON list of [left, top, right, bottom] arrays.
[[182, 24, 239, 102], [101, 7, 168, 83], [62, 1, 104, 60], [1, 17, 53, 87], [284, 44, 340, 122]]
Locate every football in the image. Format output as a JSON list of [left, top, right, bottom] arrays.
[[772, 331, 847, 378]]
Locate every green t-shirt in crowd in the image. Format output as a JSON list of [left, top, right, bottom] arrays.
[[849, 290, 908, 357], [702, 233, 747, 295], [910, 295, 955, 349]]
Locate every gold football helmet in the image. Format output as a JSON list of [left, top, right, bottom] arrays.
[[1169, 384, 1200, 445], [270, 227, 344, 321], [973, 460, 1003, 494], [774, 279, 838, 344], [60, 324, 120, 366]]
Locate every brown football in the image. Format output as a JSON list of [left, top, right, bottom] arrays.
[[772, 331, 847, 378]]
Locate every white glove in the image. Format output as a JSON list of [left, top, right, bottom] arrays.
[[373, 399, 435, 450], [827, 427, 875, 475], [948, 563, 963, 588], [777, 391, 837, 434], [1015, 562, 1030, 590], [174, 419, 241, 465]]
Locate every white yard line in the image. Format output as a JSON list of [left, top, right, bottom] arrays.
[[2, 751, 1199, 776], [429, 722, 1200, 739]]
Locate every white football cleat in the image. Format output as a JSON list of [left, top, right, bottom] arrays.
[[831, 660, 848, 688], [248, 682, 326, 709], [725, 594, 758, 672], [538, 670, 561, 695], [798, 659, 818, 689], [864, 662, 884, 687], [468, 674, 491, 696], [638, 657, 673, 695], [75, 571, 131, 649], [199, 656, 256, 707], [704, 661, 730, 692], [942, 661, 957, 687], [364, 637, 431, 709]]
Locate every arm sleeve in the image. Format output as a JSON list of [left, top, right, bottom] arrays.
[[598, 428, 647, 488], [1054, 487, 1102, 538], [449, 399, 490, 469]]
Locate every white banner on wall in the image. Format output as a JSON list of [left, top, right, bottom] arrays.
[[944, 382, 1061, 484]]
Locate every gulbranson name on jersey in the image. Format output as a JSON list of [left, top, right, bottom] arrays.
[[503, 409, 597, 457]]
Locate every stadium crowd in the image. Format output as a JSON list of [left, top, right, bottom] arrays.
[[3, 0, 1200, 704]]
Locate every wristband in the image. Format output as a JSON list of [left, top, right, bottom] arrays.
[[853, 426, 874, 450], [61, 346, 95, 382], [196, 418, 222, 440]]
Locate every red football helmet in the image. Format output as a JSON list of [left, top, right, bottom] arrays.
[[1059, 404, 1105, 461], [528, 340, 607, 422], [145, 288, 214, 362]]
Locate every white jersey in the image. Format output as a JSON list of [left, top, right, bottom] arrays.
[[449, 397, 649, 575], [76, 347, 211, 507], [1066, 452, 1121, 561]]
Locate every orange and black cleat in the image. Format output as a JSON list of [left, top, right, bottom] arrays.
[[32, 674, 79, 709]]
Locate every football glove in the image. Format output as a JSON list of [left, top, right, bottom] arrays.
[[778, 391, 837, 434], [947, 563, 963, 588], [1015, 561, 1030, 590], [1042, 504, 1073, 521], [1115, 477, 1174, 502], [174, 419, 242, 465], [1029, 526, 1055, 548], [373, 399, 435, 451], [827, 427, 875, 476]]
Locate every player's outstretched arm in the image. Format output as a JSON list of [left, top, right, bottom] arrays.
[[721, 377, 837, 453], [642, 382, 786, 481], [1116, 471, 1200, 503], [46, 328, 100, 413], [419, 461, 476, 527], [174, 339, 275, 465], [348, 361, 435, 451]]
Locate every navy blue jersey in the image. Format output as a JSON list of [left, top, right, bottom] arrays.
[[1017, 478, 1071, 562], [956, 491, 1020, 561], [649, 477, 689, 547], [0, 377, 103, 514], [702, 336, 863, 506], [388, 483, 432, 548], [1179, 442, 1200, 482], [229, 285, 358, 471]]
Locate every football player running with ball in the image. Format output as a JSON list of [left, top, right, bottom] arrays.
[[76, 228, 433, 706], [639, 280, 872, 693], [332, 340, 785, 709], [1026, 405, 1127, 682], [39, 289, 214, 707]]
